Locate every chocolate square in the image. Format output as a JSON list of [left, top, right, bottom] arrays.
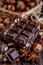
[[5, 48, 19, 63], [17, 35, 28, 46], [17, 22, 26, 29], [10, 50, 19, 60], [7, 31, 18, 40], [22, 30, 33, 38], [26, 25, 36, 33], [11, 26, 22, 34]]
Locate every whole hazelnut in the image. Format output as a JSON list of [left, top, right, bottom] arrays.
[[32, 42, 42, 53], [0, 17, 3, 23], [0, 23, 5, 30], [17, 1, 26, 11], [27, 1, 36, 8], [3, 19, 11, 25], [8, 5, 15, 11], [0, 1, 3, 7]]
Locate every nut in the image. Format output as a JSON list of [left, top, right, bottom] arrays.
[[3, 19, 11, 25], [0, 23, 5, 30], [17, 1, 26, 11], [8, 5, 15, 11], [32, 42, 42, 52]]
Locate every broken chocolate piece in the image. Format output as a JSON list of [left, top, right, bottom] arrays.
[[5, 48, 20, 63]]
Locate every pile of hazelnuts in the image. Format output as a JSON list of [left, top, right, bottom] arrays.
[[0, 17, 11, 31], [0, 0, 39, 12]]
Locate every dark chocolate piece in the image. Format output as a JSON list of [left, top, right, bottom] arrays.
[[5, 48, 20, 63], [11, 26, 22, 34], [17, 34, 28, 46], [26, 25, 37, 33]]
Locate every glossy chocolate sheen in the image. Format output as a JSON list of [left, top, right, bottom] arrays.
[[5, 48, 20, 63], [3, 19, 39, 48]]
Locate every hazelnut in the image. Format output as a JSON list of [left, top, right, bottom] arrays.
[[32, 42, 42, 52], [6, 0, 16, 4], [8, 5, 15, 11], [17, 1, 26, 11], [27, 1, 36, 8], [0, 17, 3, 23], [3, 19, 11, 25], [0, 1, 3, 7], [0, 23, 5, 30]]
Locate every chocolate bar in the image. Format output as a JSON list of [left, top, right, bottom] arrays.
[[3, 18, 39, 49], [5, 48, 20, 63]]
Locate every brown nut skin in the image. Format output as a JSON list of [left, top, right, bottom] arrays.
[[17, 1, 26, 11], [27, 1, 36, 8], [0, 17, 3, 23], [32, 42, 42, 53], [0, 1, 3, 7], [3, 19, 11, 25], [0, 23, 5, 30], [8, 5, 15, 11], [6, 0, 16, 4]]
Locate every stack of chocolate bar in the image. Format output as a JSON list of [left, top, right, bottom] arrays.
[[0, 16, 42, 64]]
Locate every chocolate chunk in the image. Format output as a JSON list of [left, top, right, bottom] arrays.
[[11, 26, 22, 34], [5, 48, 20, 63], [7, 31, 18, 40], [22, 30, 33, 38], [17, 35, 28, 46], [26, 25, 36, 33]]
